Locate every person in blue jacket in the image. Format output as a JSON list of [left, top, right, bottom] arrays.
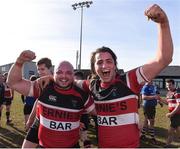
[[140, 81, 161, 144]]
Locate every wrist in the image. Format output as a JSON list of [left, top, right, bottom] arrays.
[[159, 20, 169, 28], [15, 57, 24, 67]]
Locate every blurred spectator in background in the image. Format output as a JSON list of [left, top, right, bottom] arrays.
[[1, 72, 14, 125], [159, 79, 180, 147], [140, 81, 162, 144]]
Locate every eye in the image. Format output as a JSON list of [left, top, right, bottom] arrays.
[[66, 71, 73, 75], [106, 59, 113, 64], [56, 71, 63, 75], [96, 60, 103, 65]]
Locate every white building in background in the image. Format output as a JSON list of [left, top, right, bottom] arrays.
[[0, 61, 38, 79]]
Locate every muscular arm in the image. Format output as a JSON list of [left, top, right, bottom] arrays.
[[142, 4, 173, 81], [7, 50, 36, 96]]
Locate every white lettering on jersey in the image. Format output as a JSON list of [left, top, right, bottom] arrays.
[[40, 115, 80, 131], [97, 113, 139, 126], [50, 121, 72, 130]]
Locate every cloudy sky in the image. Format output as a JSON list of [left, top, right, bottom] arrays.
[[0, 0, 179, 71]]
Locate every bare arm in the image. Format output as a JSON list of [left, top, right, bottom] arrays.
[[142, 4, 173, 81], [158, 97, 168, 105], [7, 50, 36, 96]]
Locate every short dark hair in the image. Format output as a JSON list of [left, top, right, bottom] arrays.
[[166, 79, 175, 85], [74, 71, 84, 79], [37, 58, 52, 69], [30, 75, 37, 81], [90, 46, 117, 76]]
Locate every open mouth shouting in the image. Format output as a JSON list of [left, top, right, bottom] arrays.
[[102, 70, 111, 78]]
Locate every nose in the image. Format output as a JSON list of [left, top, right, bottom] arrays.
[[102, 61, 107, 68], [60, 72, 67, 78]]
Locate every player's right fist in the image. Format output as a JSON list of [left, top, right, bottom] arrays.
[[16, 50, 36, 64]]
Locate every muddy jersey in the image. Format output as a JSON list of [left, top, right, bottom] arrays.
[[166, 88, 180, 114], [89, 67, 146, 148], [32, 82, 94, 148]]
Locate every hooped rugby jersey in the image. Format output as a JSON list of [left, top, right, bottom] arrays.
[[3, 83, 13, 99], [32, 81, 95, 148], [89, 67, 146, 148], [166, 88, 180, 114]]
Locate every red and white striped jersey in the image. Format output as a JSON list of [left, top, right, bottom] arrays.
[[3, 83, 13, 99], [166, 88, 180, 114], [88, 67, 146, 148], [31, 81, 95, 148]]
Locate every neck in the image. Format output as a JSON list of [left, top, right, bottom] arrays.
[[55, 83, 73, 90], [100, 73, 119, 88], [100, 79, 117, 88]]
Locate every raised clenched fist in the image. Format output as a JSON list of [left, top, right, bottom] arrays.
[[144, 4, 168, 24], [17, 50, 36, 64]]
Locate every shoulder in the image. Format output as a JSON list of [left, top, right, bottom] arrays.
[[72, 83, 90, 101], [74, 80, 90, 92]]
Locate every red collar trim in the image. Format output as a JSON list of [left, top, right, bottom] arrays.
[[100, 74, 120, 88]]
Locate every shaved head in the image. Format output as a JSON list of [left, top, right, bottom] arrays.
[[54, 61, 74, 89], [55, 61, 74, 74]]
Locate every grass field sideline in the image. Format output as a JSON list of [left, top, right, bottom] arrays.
[[0, 92, 179, 148]]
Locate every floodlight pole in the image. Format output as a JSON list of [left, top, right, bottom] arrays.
[[79, 6, 83, 70], [72, 1, 93, 70]]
